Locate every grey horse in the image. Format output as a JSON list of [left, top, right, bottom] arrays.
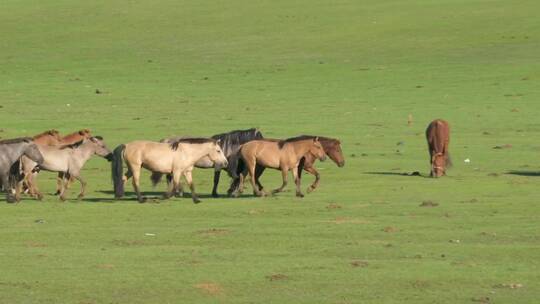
[[0, 137, 44, 203]]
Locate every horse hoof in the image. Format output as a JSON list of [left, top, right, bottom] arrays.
[[193, 198, 201, 204], [306, 187, 315, 193], [6, 196, 16, 204], [296, 193, 305, 198], [138, 196, 147, 203], [37, 194, 44, 201], [59, 196, 67, 202], [53, 191, 60, 196], [77, 194, 84, 200]]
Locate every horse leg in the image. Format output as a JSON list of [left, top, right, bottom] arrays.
[[55, 172, 64, 195], [163, 172, 177, 199], [292, 166, 304, 198], [246, 160, 264, 197], [183, 170, 201, 203], [58, 173, 70, 201], [1, 173, 15, 203], [272, 168, 289, 194], [304, 167, 320, 193], [130, 166, 145, 203], [73, 174, 86, 200], [27, 171, 43, 200], [211, 170, 221, 198], [254, 165, 265, 191]]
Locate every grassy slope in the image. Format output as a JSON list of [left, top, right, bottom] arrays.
[[1, 0, 539, 303]]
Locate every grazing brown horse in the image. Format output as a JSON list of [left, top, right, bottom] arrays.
[[238, 136, 326, 197], [243, 136, 345, 194], [112, 138, 228, 203], [426, 119, 451, 177]]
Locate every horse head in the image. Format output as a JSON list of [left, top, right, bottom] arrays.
[[89, 136, 113, 161], [208, 140, 228, 168], [326, 139, 345, 167], [431, 152, 446, 177], [310, 137, 327, 162]]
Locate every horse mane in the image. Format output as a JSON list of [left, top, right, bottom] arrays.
[[211, 128, 263, 155], [277, 135, 317, 148], [33, 129, 60, 139], [169, 137, 216, 150], [94, 136, 103, 140], [63, 129, 91, 138], [59, 139, 85, 149], [0, 137, 33, 145]]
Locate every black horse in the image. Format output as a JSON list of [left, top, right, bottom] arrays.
[[0, 137, 44, 203], [160, 128, 263, 197]]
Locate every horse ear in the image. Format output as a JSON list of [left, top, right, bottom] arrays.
[[314, 137, 319, 142], [215, 139, 221, 145]]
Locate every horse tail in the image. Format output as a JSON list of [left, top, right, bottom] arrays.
[[112, 144, 126, 198], [298, 157, 305, 179], [150, 172, 163, 187]]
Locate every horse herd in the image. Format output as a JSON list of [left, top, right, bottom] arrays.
[[0, 119, 450, 203]]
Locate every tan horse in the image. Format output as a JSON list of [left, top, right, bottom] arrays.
[[238, 136, 326, 197], [111, 138, 228, 203], [26, 129, 94, 196], [21, 136, 112, 201]]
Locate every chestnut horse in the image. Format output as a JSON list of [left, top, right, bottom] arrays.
[[238, 136, 326, 197], [426, 119, 451, 177], [111, 138, 228, 203], [237, 136, 345, 194]]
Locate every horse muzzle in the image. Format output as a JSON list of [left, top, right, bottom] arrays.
[[105, 153, 114, 162], [319, 155, 327, 161], [338, 161, 345, 167], [32, 165, 41, 173]]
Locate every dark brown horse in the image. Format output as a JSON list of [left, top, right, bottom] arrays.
[[426, 119, 451, 177], [241, 136, 345, 194]]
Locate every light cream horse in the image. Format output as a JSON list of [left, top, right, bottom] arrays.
[[237, 136, 326, 197], [111, 138, 228, 203], [21, 136, 112, 201]]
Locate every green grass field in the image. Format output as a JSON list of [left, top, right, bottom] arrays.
[[1, 0, 540, 303]]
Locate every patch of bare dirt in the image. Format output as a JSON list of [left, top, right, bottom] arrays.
[[419, 200, 438, 207], [197, 228, 230, 236], [327, 217, 369, 225], [247, 209, 266, 215], [112, 239, 145, 247], [266, 274, 288, 281], [97, 264, 115, 269], [25, 242, 48, 248], [195, 282, 223, 295], [471, 296, 491, 303], [326, 203, 342, 210], [493, 283, 523, 289], [350, 260, 369, 268], [383, 226, 399, 233], [493, 144, 512, 149]]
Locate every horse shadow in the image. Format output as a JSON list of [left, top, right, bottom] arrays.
[[506, 170, 540, 177], [363, 171, 429, 178], [96, 190, 258, 200]]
